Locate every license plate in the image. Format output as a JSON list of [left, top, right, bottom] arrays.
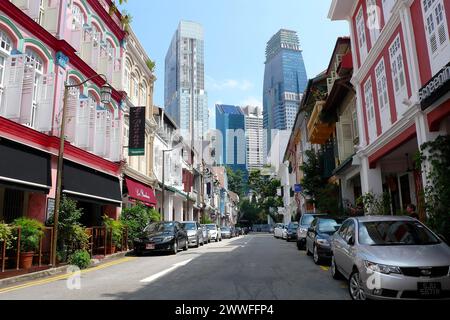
[[146, 244, 155, 250], [418, 282, 441, 296]]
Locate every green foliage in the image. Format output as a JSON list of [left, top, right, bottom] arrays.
[[120, 203, 160, 243], [201, 215, 213, 225], [103, 216, 125, 248], [315, 184, 340, 214], [300, 149, 324, 199], [226, 167, 246, 198], [47, 196, 85, 260], [68, 250, 91, 270], [359, 192, 391, 216], [0, 222, 15, 249], [146, 59, 156, 73], [419, 135, 450, 240], [120, 10, 133, 33], [13, 218, 45, 252]]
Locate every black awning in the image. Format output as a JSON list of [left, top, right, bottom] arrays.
[[63, 160, 122, 206], [0, 138, 51, 193]]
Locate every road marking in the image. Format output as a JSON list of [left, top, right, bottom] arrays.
[[140, 259, 193, 284], [0, 257, 136, 294], [320, 266, 330, 272]]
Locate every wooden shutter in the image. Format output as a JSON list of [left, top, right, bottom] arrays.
[[94, 109, 106, 156], [19, 63, 36, 124], [105, 111, 112, 158], [75, 96, 90, 148], [87, 100, 97, 152], [71, 29, 82, 53], [110, 119, 121, 161], [35, 73, 55, 132], [65, 88, 79, 143], [43, 5, 58, 34], [27, 0, 41, 20], [3, 55, 25, 120]]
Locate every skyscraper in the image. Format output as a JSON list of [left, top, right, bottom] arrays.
[[215, 104, 247, 174], [263, 29, 308, 158], [165, 21, 208, 145], [241, 105, 264, 172]]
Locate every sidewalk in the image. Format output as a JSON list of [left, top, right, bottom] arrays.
[[0, 251, 133, 289]]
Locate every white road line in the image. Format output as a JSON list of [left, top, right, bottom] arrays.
[[140, 259, 193, 284]]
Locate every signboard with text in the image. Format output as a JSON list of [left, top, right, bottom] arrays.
[[419, 61, 450, 110], [129, 107, 146, 156]]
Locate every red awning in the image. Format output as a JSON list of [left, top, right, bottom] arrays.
[[125, 178, 157, 207]]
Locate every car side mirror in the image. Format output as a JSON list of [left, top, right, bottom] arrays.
[[308, 227, 314, 233], [347, 236, 355, 246], [438, 234, 448, 244]]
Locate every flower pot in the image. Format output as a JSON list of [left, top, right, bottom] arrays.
[[20, 252, 35, 270], [109, 245, 116, 255]]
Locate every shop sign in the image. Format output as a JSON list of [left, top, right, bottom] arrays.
[[419, 62, 450, 110], [129, 107, 146, 156]]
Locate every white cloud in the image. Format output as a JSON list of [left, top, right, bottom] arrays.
[[206, 76, 254, 91], [239, 96, 262, 107]]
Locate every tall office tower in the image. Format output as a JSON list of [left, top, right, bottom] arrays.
[[241, 106, 264, 172], [165, 21, 208, 146], [215, 104, 247, 174], [263, 29, 308, 159]]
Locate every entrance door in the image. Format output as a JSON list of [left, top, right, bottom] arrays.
[[399, 173, 412, 211]]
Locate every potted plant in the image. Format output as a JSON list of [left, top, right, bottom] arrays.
[[0, 222, 14, 249], [13, 218, 44, 269], [103, 216, 124, 254]]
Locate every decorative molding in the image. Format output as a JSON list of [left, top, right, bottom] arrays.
[[55, 51, 69, 69]]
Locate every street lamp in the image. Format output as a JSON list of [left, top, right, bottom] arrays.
[[51, 73, 113, 267]]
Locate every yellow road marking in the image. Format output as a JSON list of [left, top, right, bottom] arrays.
[[320, 266, 330, 272], [0, 257, 136, 294]]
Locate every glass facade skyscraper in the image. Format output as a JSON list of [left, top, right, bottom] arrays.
[[165, 21, 208, 145], [263, 29, 308, 158], [215, 104, 247, 175]]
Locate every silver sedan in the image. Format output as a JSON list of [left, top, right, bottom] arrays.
[[330, 216, 450, 300]]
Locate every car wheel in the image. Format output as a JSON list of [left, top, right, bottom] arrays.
[[331, 255, 343, 280], [195, 237, 200, 248], [172, 241, 178, 255], [134, 249, 143, 257], [306, 242, 312, 256], [313, 245, 321, 265], [183, 240, 188, 251], [349, 270, 367, 301], [296, 241, 302, 251]]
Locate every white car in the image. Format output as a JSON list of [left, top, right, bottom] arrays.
[[205, 224, 222, 242], [281, 225, 288, 240], [274, 223, 285, 239]]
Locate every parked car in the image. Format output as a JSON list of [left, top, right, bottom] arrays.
[[235, 227, 243, 236], [330, 216, 450, 300], [281, 225, 289, 240], [181, 221, 204, 248], [205, 224, 222, 242], [201, 224, 211, 243], [305, 217, 345, 264], [297, 213, 327, 250], [134, 221, 188, 256], [274, 223, 285, 239], [286, 222, 299, 242], [221, 226, 232, 239]]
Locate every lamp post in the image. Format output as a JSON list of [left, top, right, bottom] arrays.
[[51, 73, 113, 267]]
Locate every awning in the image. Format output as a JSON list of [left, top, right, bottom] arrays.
[[63, 160, 122, 206], [0, 138, 51, 193], [125, 177, 157, 207]]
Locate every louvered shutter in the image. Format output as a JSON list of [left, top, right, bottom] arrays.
[[87, 100, 97, 152], [110, 119, 121, 161], [105, 111, 112, 158], [71, 29, 82, 53], [94, 109, 106, 156], [75, 96, 90, 148], [43, 5, 58, 34], [35, 73, 55, 132], [3, 55, 25, 120], [65, 88, 79, 143], [27, 0, 41, 20], [19, 63, 35, 124]]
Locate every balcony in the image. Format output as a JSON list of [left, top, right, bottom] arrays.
[[307, 101, 335, 145]]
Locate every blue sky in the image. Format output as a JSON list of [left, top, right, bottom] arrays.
[[120, 0, 349, 128]]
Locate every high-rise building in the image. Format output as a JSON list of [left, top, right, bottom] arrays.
[[263, 29, 308, 158], [241, 106, 264, 172], [165, 21, 208, 146], [215, 104, 247, 174]]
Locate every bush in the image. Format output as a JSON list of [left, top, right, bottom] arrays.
[[0, 222, 15, 249], [103, 216, 124, 248], [68, 250, 91, 269], [13, 218, 45, 252], [120, 204, 160, 243]]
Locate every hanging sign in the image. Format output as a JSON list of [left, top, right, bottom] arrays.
[[129, 107, 146, 156]]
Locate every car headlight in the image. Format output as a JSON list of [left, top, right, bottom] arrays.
[[316, 239, 330, 247], [299, 227, 308, 233], [364, 261, 402, 275], [162, 236, 174, 242]]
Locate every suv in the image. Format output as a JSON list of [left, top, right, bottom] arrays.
[[205, 224, 222, 242], [297, 213, 326, 250], [181, 221, 204, 248]]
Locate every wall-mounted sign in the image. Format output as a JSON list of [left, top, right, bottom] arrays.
[[294, 184, 303, 193], [419, 62, 450, 111], [129, 107, 146, 156], [46, 198, 55, 222]]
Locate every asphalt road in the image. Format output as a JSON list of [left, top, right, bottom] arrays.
[[0, 234, 349, 300]]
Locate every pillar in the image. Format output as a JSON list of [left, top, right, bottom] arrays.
[[360, 156, 383, 196], [174, 197, 183, 222], [188, 204, 194, 221], [164, 194, 173, 222]]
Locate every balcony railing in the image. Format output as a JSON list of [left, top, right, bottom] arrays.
[[307, 101, 335, 145]]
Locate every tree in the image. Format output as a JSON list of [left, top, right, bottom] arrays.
[[120, 203, 161, 247], [300, 149, 325, 199], [226, 167, 246, 198]]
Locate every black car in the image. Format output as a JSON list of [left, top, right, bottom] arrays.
[[305, 217, 346, 264], [134, 221, 188, 256], [286, 222, 299, 242]]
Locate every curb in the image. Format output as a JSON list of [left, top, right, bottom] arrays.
[[0, 251, 133, 289]]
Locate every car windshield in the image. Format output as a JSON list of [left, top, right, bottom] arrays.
[[318, 219, 342, 234], [301, 215, 316, 226], [288, 223, 298, 230], [144, 222, 174, 233], [359, 221, 441, 246], [206, 225, 216, 230], [182, 223, 196, 231], [222, 227, 230, 231]]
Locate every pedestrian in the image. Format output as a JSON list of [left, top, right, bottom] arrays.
[[406, 204, 419, 220]]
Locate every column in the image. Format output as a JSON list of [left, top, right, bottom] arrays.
[[360, 156, 383, 195], [174, 197, 183, 222], [341, 178, 356, 205], [188, 204, 194, 221], [164, 194, 173, 221]]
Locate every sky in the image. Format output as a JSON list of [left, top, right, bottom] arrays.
[[119, 0, 349, 129]]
